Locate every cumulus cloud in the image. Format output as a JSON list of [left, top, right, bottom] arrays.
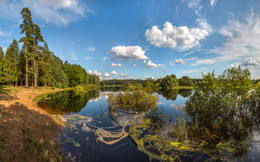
[[229, 57, 260, 68], [132, 64, 137, 67], [242, 57, 260, 66], [144, 60, 163, 68], [87, 70, 101, 76], [112, 63, 123, 67], [212, 10, 260, 61], [104, 73, 111, 77], [0, 0, 90, 26], [192, 59, 215, 66], [88, 46, 95, 52], [68, 50, 78, 60], [169, 59, 185, 66], [228, 62, 240, 68], [110, 46, 148, 61], [110, 71, 117, 75], [145, 21, 210, 50], [85, 56, 92, 60]]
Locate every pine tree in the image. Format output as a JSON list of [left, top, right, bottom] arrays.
[[11, 39, 20, 86], [39, 42, 52, 87], [19, 7, 34, 88], [4, 45, 16, 85], [18, 46, 26, 86], [0, 47, 4, 84]]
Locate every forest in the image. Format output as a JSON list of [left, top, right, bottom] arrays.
[[0, 8, 99, 89], [101, 75, 194, 89]]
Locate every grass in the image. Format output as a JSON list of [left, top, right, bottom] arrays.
[[170, 86, 194, 90]]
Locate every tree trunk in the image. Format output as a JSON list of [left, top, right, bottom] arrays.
[[25, 51, 28, 87], [34, 60, 37, 89], [25, 32, 28, 88]]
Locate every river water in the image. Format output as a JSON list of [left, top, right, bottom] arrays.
[[37, 89, 260, 161]]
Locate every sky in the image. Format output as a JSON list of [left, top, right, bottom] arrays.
[[0, 0, 260, 80]]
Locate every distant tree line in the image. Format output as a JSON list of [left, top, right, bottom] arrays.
[[101, 75, 194, 89], [0, 8, 99, 88]]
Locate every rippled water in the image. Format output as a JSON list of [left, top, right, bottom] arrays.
[[37, 89, 260, 161]]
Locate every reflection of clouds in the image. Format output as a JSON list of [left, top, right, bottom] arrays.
[[104, 95, 109, 99], [169, 103, 185, 109], [158, 101, 165, 105], [246, 133, 260, 161]]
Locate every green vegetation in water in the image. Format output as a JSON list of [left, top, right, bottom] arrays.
[[108, 89, 158, 112], [129, 67, 260, 161]]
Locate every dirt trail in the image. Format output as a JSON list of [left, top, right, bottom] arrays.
[[0, 86, 66, 161]]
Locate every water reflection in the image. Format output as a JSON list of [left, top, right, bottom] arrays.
[[37, 90, 99, 114], [36, 89, 260, 161]]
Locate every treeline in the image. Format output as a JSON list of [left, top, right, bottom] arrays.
[[0, 8, 99, 88], [101, 79, 145, 86], [101, 75, 194, 89]]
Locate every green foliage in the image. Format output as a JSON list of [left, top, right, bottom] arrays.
[[108, 89, 158, 112], [160, 75, 179, 89], [3, 42, 17, 85], [0, 47, 4, 84], [257, 81, 260, 87], [179, 76, 194, 87]]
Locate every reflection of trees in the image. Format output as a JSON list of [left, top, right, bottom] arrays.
[[37, 90, 99, 114], [158, 89, 179, 101], [129, 69, 260, 161], [178, 89, 192, 98]]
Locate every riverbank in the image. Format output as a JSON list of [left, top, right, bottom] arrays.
[[0, 86, 69, 161]]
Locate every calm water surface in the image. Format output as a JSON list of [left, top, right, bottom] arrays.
[[37, 89, 260, 161]]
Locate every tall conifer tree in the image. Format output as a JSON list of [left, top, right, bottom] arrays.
[[0, 47, 4, 84], [19, 7, 34, 88]]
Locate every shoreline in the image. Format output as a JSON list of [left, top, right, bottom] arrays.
[[0, 86, 69, 161]]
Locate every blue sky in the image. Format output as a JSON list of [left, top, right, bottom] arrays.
[[0, 0, 260, 80]]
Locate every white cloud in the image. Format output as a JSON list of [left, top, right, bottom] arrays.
[[186, 0, 201, 9], [169, 59, 185, 66], [110, 46, 148, 61], [228, 62, 240, 68], [85, 56, 92, 60], [88, 46, 95, 52], [104, 73, 111, 77], [185, 57, 198, 61], [110, 71, 117, 75], [145, 21, 210, 50], [212, 10, 260, 61], [68, 50, 78, 60], [132, 64, 137, 67], [102, 57, 109, 61], [112, 63, 123, 67], [229, 57, 260, 68], [0, 0, 90, 26], [210, 0, 218, 6], [196, 18, 213, 33], [120, 73, 128, 77], [242, 57, 260, 67], [183, 67, 206, 74], [192, 59, 215, 66], [144, 60, 163, 68], [87, 70, 101, 76]]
